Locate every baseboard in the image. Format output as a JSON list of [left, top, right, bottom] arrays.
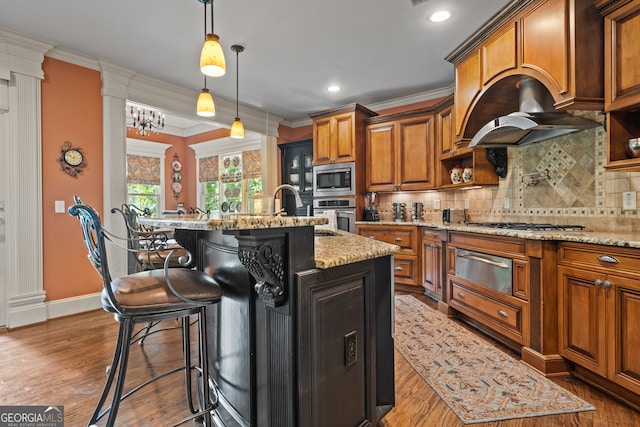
[[46, 292, 102, 320], [521, 346, 570, 377]]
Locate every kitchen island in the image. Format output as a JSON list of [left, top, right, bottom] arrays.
[[139, 214, 399, 427]]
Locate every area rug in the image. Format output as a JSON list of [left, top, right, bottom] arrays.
[[394, 294, 595, 424]]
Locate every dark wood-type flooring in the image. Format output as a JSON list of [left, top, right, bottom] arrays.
[[0, 292, 638, 426]]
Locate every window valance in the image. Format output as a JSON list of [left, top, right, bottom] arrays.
[[127, 154, 161, 185]]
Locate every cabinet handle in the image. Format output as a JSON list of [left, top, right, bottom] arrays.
[[368, 236, 375, 239], [604, 280, 612, 289], [594, 279, 603, 287], [597, 255, 619, 264], [394, 237, 403, 242], [433, 232, 438, 237], [450, 149, 455, 155], [394, 266, 403, 271], [497, 310, 508, 318], [457, 291, 465, 298]]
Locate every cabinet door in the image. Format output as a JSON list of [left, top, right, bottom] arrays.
[[334, 112, 356, 163], [313, 117, 334, 165], [558, 266, 607, 376], [437, 105, 454, 158], [608, 273, 640, 394], [422, 240, 438, 296], [398, 115, 435, 191], [365, 123, 397, 191], [604, 0, 640, 111]]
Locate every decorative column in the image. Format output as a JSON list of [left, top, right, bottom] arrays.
[[0, 29, 54, 327], [99, 61, 135, 279]]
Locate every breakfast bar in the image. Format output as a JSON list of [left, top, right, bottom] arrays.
[[138, 214, 400, 427]]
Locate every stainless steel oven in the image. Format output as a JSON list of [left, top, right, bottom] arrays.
[[312, 162, 356, 198], [313, 198, 357, 233]]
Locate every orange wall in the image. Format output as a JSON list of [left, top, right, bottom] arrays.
[[41, 57, 104, 301]]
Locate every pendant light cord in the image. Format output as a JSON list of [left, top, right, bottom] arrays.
[[236, 49, 239, 117]]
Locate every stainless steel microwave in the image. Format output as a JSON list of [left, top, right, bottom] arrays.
[[312, 162, 356, 198]]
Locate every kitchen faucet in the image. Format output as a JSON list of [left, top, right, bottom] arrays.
[[273, 184, 304, 212]]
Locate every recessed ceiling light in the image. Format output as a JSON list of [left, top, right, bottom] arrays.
[[327, 85, 341, 92], [429, 10, 451, 23]]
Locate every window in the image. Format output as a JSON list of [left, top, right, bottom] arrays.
[[126, 139, 171, 215], [127, 183, 160, 215]]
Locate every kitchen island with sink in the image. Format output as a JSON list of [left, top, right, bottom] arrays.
[[139, 214, 399, 427]]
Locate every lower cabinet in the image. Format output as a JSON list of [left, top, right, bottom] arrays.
[[421, 227, 444, 300], [558, 242, 640, 398], [356, 224, 421, 292]]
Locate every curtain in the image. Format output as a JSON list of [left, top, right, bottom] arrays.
[[127, 154, 161, 185], [199, 155, 219, 182], [242, 149, 262, 179]]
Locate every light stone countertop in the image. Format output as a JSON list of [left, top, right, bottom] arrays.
[[356, 220, 640, 249], [138, 214, 328, 231], [138, 215, 399, 269], [313, 229, 400, 269]]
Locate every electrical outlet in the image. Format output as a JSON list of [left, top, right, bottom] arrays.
[[623, 191, 636, 210], [504, 198, 510, 209], [433, 199, 441, 209], [464, 199, 469, 209]]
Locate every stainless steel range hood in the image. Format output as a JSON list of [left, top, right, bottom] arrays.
[[469, 78, 599, 148]]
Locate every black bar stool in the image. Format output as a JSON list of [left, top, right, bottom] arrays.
[[69, 198, 221, 427]]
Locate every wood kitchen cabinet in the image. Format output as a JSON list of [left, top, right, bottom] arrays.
[[365, 111, 435, 192], [445, 232, 531, 348], [309, 103, 377, 165], [446, 0, 603, 144], [356, 224, 421, 292], [421, 227, 444, 300], [558, 242, 640, 405], [597, 0, 640, 171]]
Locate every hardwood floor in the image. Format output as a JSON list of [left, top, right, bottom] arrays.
[[0, 294, 638, 427]]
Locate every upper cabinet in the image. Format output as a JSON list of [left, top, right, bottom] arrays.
[[310, 103, 377, 165], [366, 111, 436, 192], [597, 0, 640, 171], [446, 0, 604, 144]]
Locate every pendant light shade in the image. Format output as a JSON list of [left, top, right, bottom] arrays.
[[230, 118, 244, 139], [200, 0, 226, 77], [200, 34, 226, 77], [230, 44, 245, 139], [197, 77, 215, 117]]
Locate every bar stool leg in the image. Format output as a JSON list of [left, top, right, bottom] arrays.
[[106, 319, 135, 426]]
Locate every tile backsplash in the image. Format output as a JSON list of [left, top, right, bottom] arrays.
[[377, 111, 640, 232]]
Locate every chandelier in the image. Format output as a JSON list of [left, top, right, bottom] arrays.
[[128, 106, 165, 136]]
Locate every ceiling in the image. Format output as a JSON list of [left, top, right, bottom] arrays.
[[0, 0, 512, 131]]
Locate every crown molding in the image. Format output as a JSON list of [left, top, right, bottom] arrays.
[[281, 83, 455, 128], [0, 28, 54, 80]]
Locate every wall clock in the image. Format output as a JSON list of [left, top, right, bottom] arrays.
[[59, 141, 87, 177]]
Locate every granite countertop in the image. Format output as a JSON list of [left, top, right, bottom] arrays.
[[138, 214, 328, 231], [356, 220, 640, 249], [314, 229, 400, 269], [138, 215, 399, 269]]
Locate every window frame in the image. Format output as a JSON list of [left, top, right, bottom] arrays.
[[126, 138, 171, 214]]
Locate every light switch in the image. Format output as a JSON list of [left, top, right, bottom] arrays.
[[55, 200, 66, 213], [433, 199, 440, 209], [623, 192, 636, 210]]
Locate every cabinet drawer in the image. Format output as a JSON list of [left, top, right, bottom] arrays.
[[559, 243, 640, 276], [394, 256, 419, 286], [358, 226, 418, 255], [421, 227, 441, 241], [449, 281, 526, 344]]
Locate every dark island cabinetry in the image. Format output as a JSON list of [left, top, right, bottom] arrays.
[[178, 226, 394, 427]]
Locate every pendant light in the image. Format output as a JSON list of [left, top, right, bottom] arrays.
[[197, 76, 215, 117], [200, 0, 226, 77], [230, 44, 245, 139]]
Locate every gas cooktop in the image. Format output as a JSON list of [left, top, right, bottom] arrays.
[[465, 222, 586, 231]]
